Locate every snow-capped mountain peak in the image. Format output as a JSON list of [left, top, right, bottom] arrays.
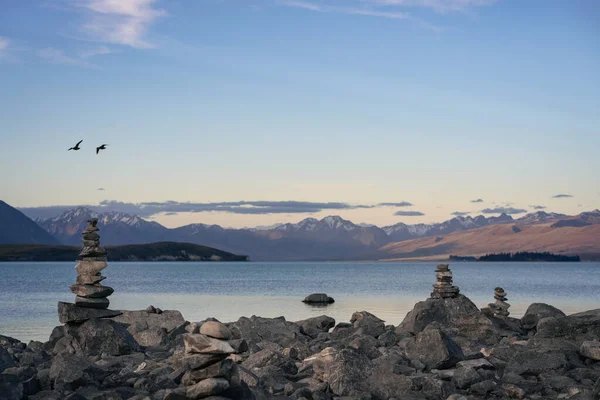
[[321, 215, 356, 231], [517, 211, 566, 223]]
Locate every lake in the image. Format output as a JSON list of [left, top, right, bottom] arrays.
[[1, 261, 599, 342]]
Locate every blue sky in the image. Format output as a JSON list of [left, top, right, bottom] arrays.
[[1, 0, 599, 228]]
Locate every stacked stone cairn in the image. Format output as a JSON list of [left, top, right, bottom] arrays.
[[57, 218, 121, 324], [488, 287, 511, 318], [430, 263, 460, 299], [176, 321, 237, 399]]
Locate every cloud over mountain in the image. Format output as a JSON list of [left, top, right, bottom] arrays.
[[394, 210, 425, 216], [451, 211, 470, 216], [481, 207, 527, 215], [529, 205, 546, 210], [470, 199, 484, 203], [553, 194, 573, 198], [20, 199, 415, 219]]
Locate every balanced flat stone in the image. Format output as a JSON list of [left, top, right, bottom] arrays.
[[183, 334, 235, 355], [69, 284, 114, 298], [75, 296, 110, 309], [79, 245, 107, 258], [58, 302, 121, 324], [75, 260, 107, 275], [174, 354, 228, 370], [199, 321, 232, 340], [76, 274, 106, 285]]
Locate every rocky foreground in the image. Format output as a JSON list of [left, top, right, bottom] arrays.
[[1, 294, 599, 400]]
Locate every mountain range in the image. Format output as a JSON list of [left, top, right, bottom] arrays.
[[381, 210, 600, 261], [1, 200, 599, 261], [0, 201, 60, 245]]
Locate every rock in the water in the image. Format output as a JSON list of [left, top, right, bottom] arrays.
[[184, 334, 235, 355], [69, 284, 114, 298], [405, 327, 464, 370], [295, 315, 336, 339], [521, 303, 566, 330], [186, 377, 230, 399], [580, 341, 600, 361], [200, 321, 232, 340], [59, 318, 140, 356], [57, 302, 121, 324], [302, 293, 335, 304], [75, 296, 109, 309]]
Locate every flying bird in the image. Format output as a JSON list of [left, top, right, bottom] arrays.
[[96, 144, 108, 154], [68, 140, 83, 151]]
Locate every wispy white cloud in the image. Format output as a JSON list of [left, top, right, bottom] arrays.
[[0, 37, 10, 58], [278, 0, 439, 30], [362, 0, 497, 13], [343, 8, 411, 20], [74, 0, 166, 49], [38, 47, 97, 68], [79, 45, 115, 58], [280, 0, 322, 11]]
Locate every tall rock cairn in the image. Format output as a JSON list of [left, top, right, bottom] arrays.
[[58, 218, 120, 324], [430, 264, 460, 299], [488, 287, 510, 318]]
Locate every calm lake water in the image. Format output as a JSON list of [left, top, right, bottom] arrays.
[[1, 261, 599, 342]]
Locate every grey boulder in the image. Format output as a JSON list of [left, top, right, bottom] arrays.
[[535, 309, 600, 346], [57, 319, 140, 356], [295, 315, 336, 339], [186, 377, 230, 399], [520, 303, 566, 330], [350, 311, 386, 338], [405, 327, 464, 370], [580, 340, 600, 361], [57, 302, 121, 324]]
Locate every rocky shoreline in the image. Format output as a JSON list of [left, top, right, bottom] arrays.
[[1, 285, 599, 399]]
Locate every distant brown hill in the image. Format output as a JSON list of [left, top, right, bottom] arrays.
[[379, 221, 600, 261]]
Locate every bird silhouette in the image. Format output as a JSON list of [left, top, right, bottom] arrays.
[[68, 140, 83, 151], [96, 144, 108, 154]]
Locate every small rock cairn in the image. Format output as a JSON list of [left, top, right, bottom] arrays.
[[430, 264, 460, 299], [58, 218, 120, 324], [177, 321, 237, 399], [488, 287, 510, 318]]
